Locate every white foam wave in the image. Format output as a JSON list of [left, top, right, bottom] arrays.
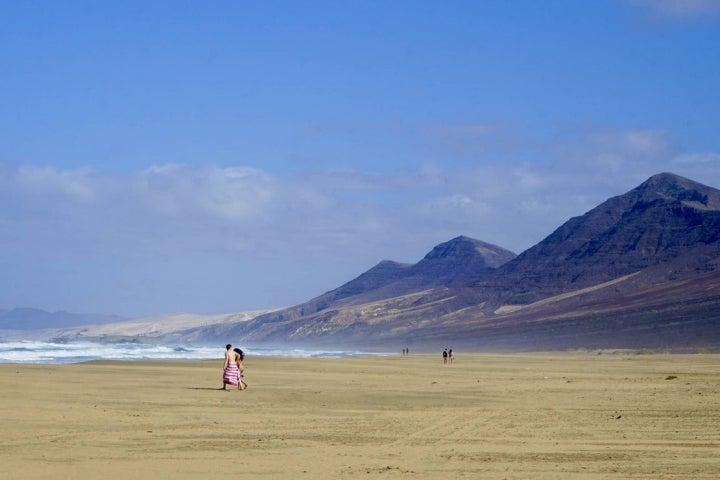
[[0, 341, 385, 364]]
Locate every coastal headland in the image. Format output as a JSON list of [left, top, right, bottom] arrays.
[[2, 353, 718, 479]]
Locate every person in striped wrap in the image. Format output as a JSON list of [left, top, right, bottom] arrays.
[[222, 344, 240, 390]]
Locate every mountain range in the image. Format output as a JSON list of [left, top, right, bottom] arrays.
[[216, 172, 720, 352], [4, 172, 719, 352]]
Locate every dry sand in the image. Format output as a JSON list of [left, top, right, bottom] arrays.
[[1, 353, 719, 479]]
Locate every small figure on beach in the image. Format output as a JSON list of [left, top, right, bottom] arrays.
[[222, 344, 240, 390], [443, 349, 448, 364], [234, 347, 248, 390], [448, 349, 454, 363]]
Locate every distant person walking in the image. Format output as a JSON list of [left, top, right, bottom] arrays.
[[443, 349, 448, 364], [448, 349, 454, 363], [222, 344, 240, 390]]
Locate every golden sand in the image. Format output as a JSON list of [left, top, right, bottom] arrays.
[[1, 353, 719, 479]]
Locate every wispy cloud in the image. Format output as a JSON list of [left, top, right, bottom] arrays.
[[137, 164, 275, 221]]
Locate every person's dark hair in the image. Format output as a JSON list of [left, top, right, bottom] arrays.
[[226, 344, 232, 350], [233, 348, 244, 360]]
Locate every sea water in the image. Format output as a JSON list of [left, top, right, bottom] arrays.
[[0, 340, 382, 364]]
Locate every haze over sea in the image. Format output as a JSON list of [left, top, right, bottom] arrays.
[[0, 341, 382, 364]]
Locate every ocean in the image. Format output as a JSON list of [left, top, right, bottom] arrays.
[[0, 340, 383, 364]]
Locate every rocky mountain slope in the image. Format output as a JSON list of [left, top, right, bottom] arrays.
[[483, 172, 720, 305]]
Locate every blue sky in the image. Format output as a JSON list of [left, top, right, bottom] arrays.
[[1, 1, 719, 317]]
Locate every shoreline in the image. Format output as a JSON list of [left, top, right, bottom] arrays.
[[2, 341, 713, 366]]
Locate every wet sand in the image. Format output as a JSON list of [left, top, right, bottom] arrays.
[[1, 353, 719, 479]]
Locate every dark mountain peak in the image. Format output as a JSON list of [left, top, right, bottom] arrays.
[[409, 236, 516, 288], [337, 260, 413, 293], [329, 237, 517, 301], [419, 235, 516, 269], [631, 172, 720, 210], [492, 173, 720, 304], [237, 236, 516, 331], [641, 171, 697, 190]]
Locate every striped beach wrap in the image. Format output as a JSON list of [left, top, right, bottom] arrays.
[[223, 363, 239, 386]]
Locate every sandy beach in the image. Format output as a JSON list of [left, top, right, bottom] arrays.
[[2, 353, 719, 479]]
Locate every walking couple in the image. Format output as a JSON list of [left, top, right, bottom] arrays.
[[222, 344, 248, 390]]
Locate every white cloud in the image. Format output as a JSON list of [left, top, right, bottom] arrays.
[[137, 164, 275, 220]]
